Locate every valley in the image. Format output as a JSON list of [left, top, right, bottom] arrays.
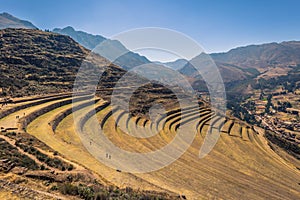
[[0, 12, 299, 200]]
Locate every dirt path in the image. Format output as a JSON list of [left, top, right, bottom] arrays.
[[0, 97, 72, 130]]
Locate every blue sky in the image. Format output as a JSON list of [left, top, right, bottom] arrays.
[[1, 0, 300, 60]]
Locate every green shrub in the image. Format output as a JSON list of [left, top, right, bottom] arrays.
[[58, 183, 79, 196], [94, 192, 107, 200], [67, 164, 74, 171]]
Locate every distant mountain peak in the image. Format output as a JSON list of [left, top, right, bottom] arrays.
[[53, 26, 106, 50], [62, 26, 75, 31], [1, 12, 15, 19], [161, 58, 189, 70], [54, 26, 75, 32], [53, 26, 151, 70], [0, 12, 37, 29]]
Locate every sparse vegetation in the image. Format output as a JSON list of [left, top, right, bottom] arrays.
[[0, 138, 38, 171], [15, 141, 73, 171], [55, 183, 170, 200]]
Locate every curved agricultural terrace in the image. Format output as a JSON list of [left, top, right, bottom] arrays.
[[0, 92, 299, 199]]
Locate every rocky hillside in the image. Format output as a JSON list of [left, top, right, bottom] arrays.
[[0, 28, 180, 115], [0, 12, 37, 29], [0, 28, 89, 96], [0, 28, 136, 98]]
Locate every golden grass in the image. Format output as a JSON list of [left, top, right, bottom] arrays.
[[0, 191, 21, 200], [27, 100, 165, 192], [1, 94, 297, 199]]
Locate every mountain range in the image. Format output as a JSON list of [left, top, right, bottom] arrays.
[[180, 41, 300, 82], [2, 12, 300, 92], [53, 26, 150, 70], [55, 26, 299, 84]]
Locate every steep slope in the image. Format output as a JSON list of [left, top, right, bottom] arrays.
[[0, 12, 37, 29], [53, 26, 150, 70], [0, 28, 139, 97], [0, 28, 88, 96]]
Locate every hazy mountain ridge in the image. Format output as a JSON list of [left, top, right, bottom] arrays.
[[179, 41, 300, 84], [3, 12, 298, 85], [0, 12, 37, 29], [53, 26, 106, 50], [155, 59, 188, 70], [211, 41, 300, 69], [53, 26, 150, 70]]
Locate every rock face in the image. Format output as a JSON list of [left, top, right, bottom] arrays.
[[0, 12, 37, 29]]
